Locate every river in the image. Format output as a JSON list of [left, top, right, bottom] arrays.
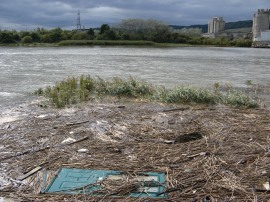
[[0, 46, 269, 124]]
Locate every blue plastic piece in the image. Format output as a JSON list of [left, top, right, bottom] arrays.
[[45, 168, 167, 198]]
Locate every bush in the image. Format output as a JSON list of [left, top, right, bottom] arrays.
[[22, 35, 33, 43]]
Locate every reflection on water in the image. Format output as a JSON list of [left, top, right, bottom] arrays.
[[0, 46, 269, 109]]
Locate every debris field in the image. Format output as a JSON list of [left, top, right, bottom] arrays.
[[0, 100, 270, 201]]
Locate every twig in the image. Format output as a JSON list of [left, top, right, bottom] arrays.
[[163, 107, 190, 112], [63, 136, 89, 145], [0, 136, 89, 162], [66, 120, 89, 126], [156, 187, 182, 196]]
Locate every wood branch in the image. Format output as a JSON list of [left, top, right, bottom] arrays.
[[0, 136, 89, 162], [162, 107, 190, 112], [17, 166, 43, 181], [66, 120, 89, 126], [63, 136, 89, 145]]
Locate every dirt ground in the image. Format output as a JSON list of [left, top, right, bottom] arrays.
[[0, 99, 270, 201]]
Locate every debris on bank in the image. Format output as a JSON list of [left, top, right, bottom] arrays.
[[0, 102, 270, 201]]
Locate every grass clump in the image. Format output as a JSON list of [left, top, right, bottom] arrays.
[[35, 76, 154, 108], [157, 86, 220, 104], [223, 90, 258, 108], [106, 77, 155, 97], [45, 77, 79, 108], [35, 75, 259, 108]]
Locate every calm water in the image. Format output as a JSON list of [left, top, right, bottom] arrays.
[[0, 46, 269, 123]]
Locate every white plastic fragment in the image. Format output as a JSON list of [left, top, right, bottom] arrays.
[[77, 149, 89, 153], [261, 171, 267, 176], [164, 140, 175, 144], [35, 114, 48, 119], [61, 137, 76, 144], [263, 182, 270, 190]]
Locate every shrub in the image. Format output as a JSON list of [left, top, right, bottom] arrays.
[[22, 36, 33, 43]]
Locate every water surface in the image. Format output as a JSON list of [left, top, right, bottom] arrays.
[[0, 46, 269, 124]]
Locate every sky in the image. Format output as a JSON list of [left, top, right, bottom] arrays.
[[0, 0, 269, 30]]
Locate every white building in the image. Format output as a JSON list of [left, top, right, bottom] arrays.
[[257, 30, 270, 41], [208, 17, 225, 34], [252, 9, 270, 41], [203, 17, 226, 38]]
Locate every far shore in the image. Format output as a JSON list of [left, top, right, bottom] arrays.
[[0, 39, 246, 48]]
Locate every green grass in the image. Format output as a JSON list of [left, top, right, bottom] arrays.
[[34, 75, 259, 108], [58, 40, 155, 46], [153, 43, 192, 47], [58, 40, 196, 47]]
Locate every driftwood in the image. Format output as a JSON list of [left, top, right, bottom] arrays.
[[1, 101, 270, 201], [17, 166, 43, 181], [66, 120, 89, 126], [0, 147, 49, 162], [0, 136, 89, 162], [162, 107, 190, 112], [23, 157, 61, 175]]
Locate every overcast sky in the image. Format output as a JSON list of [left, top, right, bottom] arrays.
[[0, 0, 269, 30]]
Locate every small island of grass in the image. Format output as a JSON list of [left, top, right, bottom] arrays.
[[34, 75, 259, 109]]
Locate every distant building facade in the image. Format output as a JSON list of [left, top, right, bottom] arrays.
[[203, 17, 225, 38], [252, 9, 270, 47], [208, 17, 225, 33], [260, 30, 270, 40], [252, 9, 270, 41]]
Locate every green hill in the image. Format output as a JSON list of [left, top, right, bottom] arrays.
[[170, 20, 253, 33], [225, 27, 252, 33]]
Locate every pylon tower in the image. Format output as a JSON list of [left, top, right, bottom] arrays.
[[77, 10, 81, 30]]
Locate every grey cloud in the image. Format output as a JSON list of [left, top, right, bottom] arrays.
[[0, 0, 269, 30]]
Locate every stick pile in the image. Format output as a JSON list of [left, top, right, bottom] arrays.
[[0, 101, 270, 201]]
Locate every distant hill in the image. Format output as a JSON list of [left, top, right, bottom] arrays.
[[170, 20, 253, 33], [225, 27, 252, 33], [225, 20, 253, 30], [170, 24, 208, 33]]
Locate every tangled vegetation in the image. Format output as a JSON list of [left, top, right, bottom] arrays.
[[34, 75, 259, 108]]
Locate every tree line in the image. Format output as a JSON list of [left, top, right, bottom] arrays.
[[0, 19, 252, 47]]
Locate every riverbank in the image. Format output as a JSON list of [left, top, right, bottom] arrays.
[[0, 39, 251, 48], [0, 99, 270, 201], [0, 40, 192, 48], [252, 41, 270, 48]]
